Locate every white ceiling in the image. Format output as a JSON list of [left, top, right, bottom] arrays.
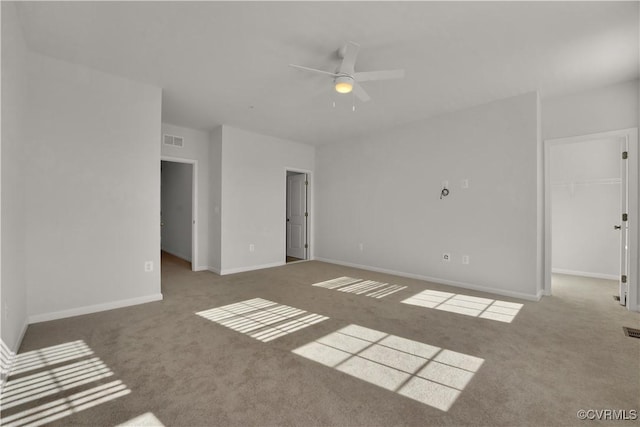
[[16, 1, 639, 146]]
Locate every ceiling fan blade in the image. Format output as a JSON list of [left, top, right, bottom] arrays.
[[339, 41, 360, 75], [289, 64, 338, 77], [353, 83, 371, 102], [354, 69, 405, 82]]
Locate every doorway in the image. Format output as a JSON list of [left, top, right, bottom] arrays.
[[161, 158, 197, 271], [544, 128, 638, 310], [286, 170, 309, 263]]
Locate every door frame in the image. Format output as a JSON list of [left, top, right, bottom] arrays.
[[543, 128, 638, 311], [161, 156, 198, 272], [284, 167, 313, 262]]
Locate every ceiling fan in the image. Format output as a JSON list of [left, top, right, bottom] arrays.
[[289, 41, 405, 102]]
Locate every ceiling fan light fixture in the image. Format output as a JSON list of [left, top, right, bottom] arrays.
[[334, 76, 354, 94]]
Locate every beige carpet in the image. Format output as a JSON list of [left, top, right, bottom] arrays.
[[2, 253, 639, 426]]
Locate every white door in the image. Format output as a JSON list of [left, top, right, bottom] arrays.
[[618, 137, 629, 305], [287, 173, 307, 259]]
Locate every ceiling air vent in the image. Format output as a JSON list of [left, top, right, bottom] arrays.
[[163, 134, 184, 148]]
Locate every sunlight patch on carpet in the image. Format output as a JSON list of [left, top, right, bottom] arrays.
[[1, 358, 114, 410], [292, 324, 483, 411], [1, 341, 131, 427], [116, 412, 166, 426], [1, 381, 130, 427], [8, 341, 93, 376], [311, 277, 407, 299], [401, 290, 523, 323], [312, 277, 362, 289], [196, 298, 328, 342]]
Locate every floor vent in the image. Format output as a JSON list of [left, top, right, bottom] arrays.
[[613, 295, 620, 301], [623, 327, 640, 339]]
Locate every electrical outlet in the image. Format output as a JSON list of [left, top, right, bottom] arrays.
[[461, 179, 469, 189], [442, 253, 451, 262], [249, 244, 255, 252], [144, 261, 153, 272], [462, 255, 470, 265], [359, 243, 364, 252]]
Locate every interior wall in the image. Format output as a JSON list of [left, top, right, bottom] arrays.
[[220, 126, 314, 274], [551, 139, 621, 279], [1, 1, 29, 355], [161, 161, 193, 262], [316, 92, 542, 300], [208, 126, 222, 273], [25, 52, 163, 321], [161, 122, 210, 270], [542, 79, 639, 140]]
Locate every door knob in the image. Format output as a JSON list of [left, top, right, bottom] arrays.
[[614, 225, 621, 230]]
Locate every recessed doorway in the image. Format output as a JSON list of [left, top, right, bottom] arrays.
[[161, 158, 197, 271], [544, 128, 638, 311], [286, 170, 309, 263]]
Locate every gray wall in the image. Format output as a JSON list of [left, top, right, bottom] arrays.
[[316, 92, 542, 300], [25, 51, 163, 321], [159, 123, 311, 275], [220, 126, 315, 274], [1, 2, 29, 355], [161, 161, 193, 262], [209, 126, 222, 273], [542, 79, 639, 140]]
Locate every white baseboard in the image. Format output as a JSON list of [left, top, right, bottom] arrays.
[[220, 261, 285, 276], [28, 293, 164, 324], [1, 319, 29, 392], [315, 257, 541, 302], [206, 266, 221, 275], [552, 268, 618, 281], [14, 320, 28, 354]]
